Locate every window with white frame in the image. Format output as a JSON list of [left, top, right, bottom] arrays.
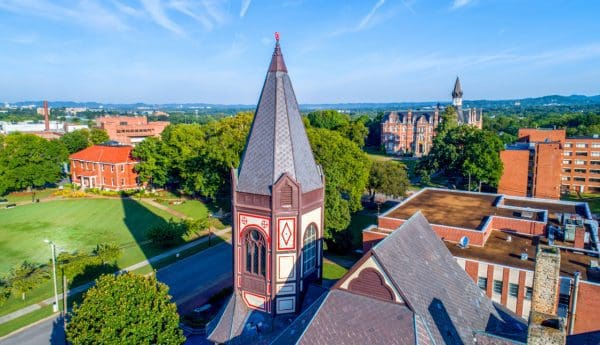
[[575, 160, 585, 165], [592, 151, 600, 157], [576, 143, 587, 148], [592, 143, 600, 149], [303, 224, 317, 275]]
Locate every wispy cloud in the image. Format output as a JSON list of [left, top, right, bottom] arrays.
[[240, 0, 251, 17], [451, 0, 471, 9], [169, 0, 213, 30], [358, 0, 385, 30], [0, 0, 129, 31], [140, 0, 185, 35]]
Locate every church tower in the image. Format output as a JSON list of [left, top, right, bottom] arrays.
[[230, 34, 325, 315], [452, 76, 465, 123]]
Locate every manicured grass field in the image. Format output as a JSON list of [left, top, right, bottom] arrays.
[[0, 198, 178, 276], [322, 260, 349, 280], [4, 189, 57, 203]]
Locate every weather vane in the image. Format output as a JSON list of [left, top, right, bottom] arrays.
[[274, 32, 280, 42]]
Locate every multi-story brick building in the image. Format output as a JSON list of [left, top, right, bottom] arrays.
[[498, 128, 600, 198], [69, 144, 139, 190], [95, 115, 169, 146], [363, 188, 600, 335], [381, 77, 483, 156]]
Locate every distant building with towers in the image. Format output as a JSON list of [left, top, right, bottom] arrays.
[[381, 77, 483, 156]]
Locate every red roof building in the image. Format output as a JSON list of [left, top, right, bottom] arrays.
[[69, 145, 139, 190]]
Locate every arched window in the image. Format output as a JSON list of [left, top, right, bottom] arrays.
[[303, 224, 317, 275], [244, 229, 266, 277]]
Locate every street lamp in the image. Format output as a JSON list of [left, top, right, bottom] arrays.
[[43, 240, 60, 313]]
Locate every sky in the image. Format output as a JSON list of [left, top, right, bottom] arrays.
[[0, 0, 599, 104]]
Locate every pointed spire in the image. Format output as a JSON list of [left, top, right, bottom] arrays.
[[236, 34, 322, 196], [269, 32, 287, 73], [452, 76, 463, 98]]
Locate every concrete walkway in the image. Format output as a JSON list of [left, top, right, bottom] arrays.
[[138, 198, 189, 219], [0, 227, 231, 325]]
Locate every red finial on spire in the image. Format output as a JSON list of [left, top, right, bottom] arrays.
[[274, 32, 280, 42]]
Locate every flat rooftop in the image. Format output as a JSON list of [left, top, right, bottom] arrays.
[[446, 230, 599, 282], [385, 189, 545, 230]]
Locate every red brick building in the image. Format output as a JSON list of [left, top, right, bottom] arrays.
[[381, 77, 483, 156], [363, 188, 600, 335], [95, 115, 169, 146], [498, 128, 600, 198], [69, 145, 139, 190]]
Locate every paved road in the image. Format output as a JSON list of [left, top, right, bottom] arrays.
[[0, 242, 233, 345]]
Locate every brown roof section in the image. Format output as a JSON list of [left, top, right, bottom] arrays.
[[385, 189, 544, 229], [69, 145, 138, 164], [447, 230, 598, 281], [268, 40, 287, 72]]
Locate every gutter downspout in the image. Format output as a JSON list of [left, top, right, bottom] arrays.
[[569, 271, 581, 335]]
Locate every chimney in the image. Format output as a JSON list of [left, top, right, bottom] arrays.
[[43, 100, 49, 132], [527, 245, 566, 345]]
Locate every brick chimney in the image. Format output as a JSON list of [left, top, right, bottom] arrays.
[[527, 245, 566, 345], [43, 100, 50, 132]]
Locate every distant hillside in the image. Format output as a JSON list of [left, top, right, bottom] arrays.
[[5, 94, 600, 112]]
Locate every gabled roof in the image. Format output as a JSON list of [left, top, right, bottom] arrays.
[[382, 111, 437, 125], [298, 289, 416, 345], [236, 39, 323, 196], [371, 212, 527, 344], [69, 145, 137, 164]]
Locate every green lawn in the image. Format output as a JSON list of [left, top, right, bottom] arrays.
[[322, 260, 348, 280], [0, 198, 178, 276], [3, 189, 57, 203], [562, 193, 600, 214]]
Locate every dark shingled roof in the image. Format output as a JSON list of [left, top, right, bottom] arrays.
[[371, 212, 527, 345], [236, 40, 323, 195], [298, 289, 416, 345], [452, 76, 463, 98]]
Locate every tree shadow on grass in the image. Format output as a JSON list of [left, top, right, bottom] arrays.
[[119, 198, 175, 272]]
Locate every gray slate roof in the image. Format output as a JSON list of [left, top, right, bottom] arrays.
[[236, 42, 323, 195], [372, 212, 527, 345], [206, 292, 249, 344], [382, 110, 437, 125], [298, 289, 416, 345], [452, 76, 463, 98]]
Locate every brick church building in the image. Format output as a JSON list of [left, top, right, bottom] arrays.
[[203, 36, 591, 345], [381, 77, 483, 156]]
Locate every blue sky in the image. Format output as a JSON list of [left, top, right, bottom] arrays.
[[0, 0, 599, 104]]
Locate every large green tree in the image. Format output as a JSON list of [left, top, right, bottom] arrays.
[[419, 111, 504, 189], [60, 129, 90, 154], [307, 127, 371, 246], [89, 128, 110, 145], [9, 261, 48, 300], [368, 160, 409, 200], [132, 136, 170, 188], [67, 273, 185, 345], [0, 133, 68, 195], [306, 110, 350, 130]]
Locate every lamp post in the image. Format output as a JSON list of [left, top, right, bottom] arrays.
[[44, 240, 60, 313]]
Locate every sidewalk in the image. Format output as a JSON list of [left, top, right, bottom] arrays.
[[0, 227, 231, 325]]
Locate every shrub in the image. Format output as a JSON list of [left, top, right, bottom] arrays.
[[147, 220, 187, 248]]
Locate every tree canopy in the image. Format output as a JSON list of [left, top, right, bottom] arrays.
[[307, 127, 371, 247], [306, 110, 369, 147], [60, 129, 91, 154], [368, 160, 409, 200], [418, 117, 504, 189], [0, 133, 68, 195], [89, 128, 110, 145], [67, 273, 185, 345]]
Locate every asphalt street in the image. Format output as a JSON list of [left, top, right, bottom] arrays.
[[0, 242, 233, 345]]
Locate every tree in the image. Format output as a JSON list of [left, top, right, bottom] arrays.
[[89, 128, 109, 145], [60, 129, 90, 154], [418, 124, 504, 189], [93, 243, 121, 265], [368, 160, 409, 200], [9, 261, 48, 300], [67, 273, 185, 345], [0, 133, 68, 195], [132, 137, 170, 188], [339, 120, 369, 148], [307, 127, 371, 246], [306, 110, 350, 130]]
